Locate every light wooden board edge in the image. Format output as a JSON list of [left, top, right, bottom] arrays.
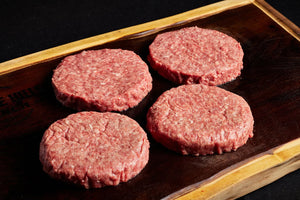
[[252, 0, 300, 41], [0, 0, 251, 76], [164, 138, 300, 200]]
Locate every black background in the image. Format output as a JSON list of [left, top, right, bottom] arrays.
[[1, 0, 299, 199]]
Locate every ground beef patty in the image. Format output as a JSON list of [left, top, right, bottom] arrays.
[[148, 26, 244, 85], [39, 112, 150, 189], [147, 84, 253, 155], [52, 49, 152, 112]]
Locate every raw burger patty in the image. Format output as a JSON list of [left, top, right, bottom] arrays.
[[147, 84, 253, 155], [148, 26, 244, 85], [39, 111, 150, 189], [52, 49, 152, 112]]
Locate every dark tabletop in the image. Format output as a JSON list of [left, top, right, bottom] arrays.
[[1, 0, 299, 199]]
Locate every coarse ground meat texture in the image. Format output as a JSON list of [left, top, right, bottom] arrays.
[[39, 112, 150, 189], [52, 49, 152, 112], [148, 26, 244, 85], [146, 84, 253, 156]]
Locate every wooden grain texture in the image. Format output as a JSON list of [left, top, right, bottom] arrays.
[[0, 0, 299, 199], [166, 138, 300, 200], [253, 0, 300, 41]]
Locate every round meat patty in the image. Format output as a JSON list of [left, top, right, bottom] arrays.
[[39, 111, 150, 189], [148, 26, 244, 85], [52, 49, 152, 112], [147, 84, 253, 156]]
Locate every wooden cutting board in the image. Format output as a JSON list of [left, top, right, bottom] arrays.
[[0, 0, 299, 199]]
